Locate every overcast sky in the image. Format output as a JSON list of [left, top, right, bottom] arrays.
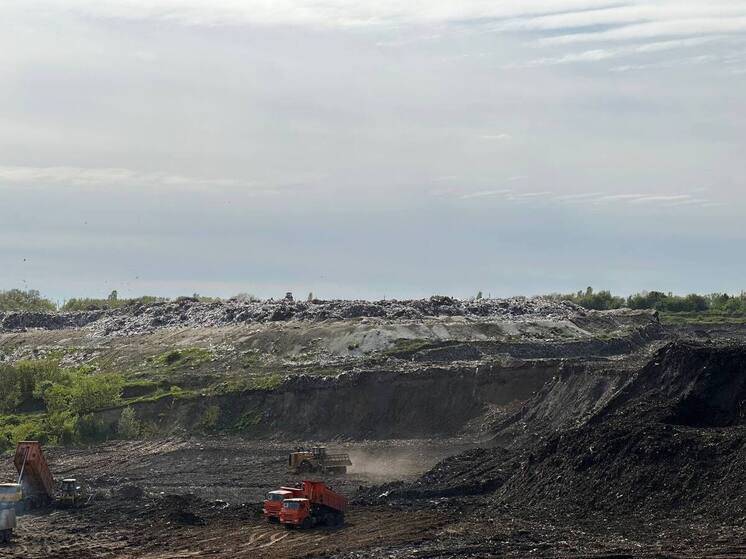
[[1, 1, 745, 302]]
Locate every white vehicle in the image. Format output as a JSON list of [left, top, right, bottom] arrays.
[[0, 484, 22, 544]]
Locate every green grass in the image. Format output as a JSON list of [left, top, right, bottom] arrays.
[[382, 338, 436, 358], [248, 373, 284, 390], [151, 347, 213, 368], [660, 312, 746, 325], [233, 410, 262, 431]]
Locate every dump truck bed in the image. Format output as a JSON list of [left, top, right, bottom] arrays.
[[302, 481, 347, 513], [14, 442, 55, 501]]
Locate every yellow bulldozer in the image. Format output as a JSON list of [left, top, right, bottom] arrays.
[[288, 447, 352, 475]]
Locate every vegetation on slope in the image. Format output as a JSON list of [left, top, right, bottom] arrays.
[[0, 359, 123, 450], [546, 287, 746, 316]]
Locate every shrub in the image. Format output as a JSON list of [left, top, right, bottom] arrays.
[[45, 411, 78, 445], [117, 407, 141, 439], [44, 373, 123, 416], [0, 360, 68, 413], [76, 414, 108, 442], [197, 405, 221, 431], [0, 289, 56, 312]]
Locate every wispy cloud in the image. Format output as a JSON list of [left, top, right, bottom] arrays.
[[460, 189, 512, 200], [480, 133, 512, 141], [0, 165, 275, 194], [25, 0, 623, 28], [628, 194, 692, 204], [456, 190, 721, 210], [510, 37, 724, 68]]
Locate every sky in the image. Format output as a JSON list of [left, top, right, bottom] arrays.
[[1, 1, 745, 302]]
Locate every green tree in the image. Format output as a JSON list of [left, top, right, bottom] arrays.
[[0, 289, 56, 312]]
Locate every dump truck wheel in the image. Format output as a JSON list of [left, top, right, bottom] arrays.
[[298, 461, 314, 473], [301, 517, 312, 530]]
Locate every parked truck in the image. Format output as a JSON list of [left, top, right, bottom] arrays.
[[277, 480, 346, 529], [0, 484, 22, 544], [288, 447, 352, 475], [262, 485, 305, 522]]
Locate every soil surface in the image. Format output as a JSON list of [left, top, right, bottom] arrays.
[[1, 303, 745, 558]]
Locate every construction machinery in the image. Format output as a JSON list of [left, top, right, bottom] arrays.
[[275, 481, 346, 529], [58, 479, 84, 508], [0, 484, 21, 544], [288, 447, 352, 475], [14, 441, 55, 509], [262, 485, 305, 522]]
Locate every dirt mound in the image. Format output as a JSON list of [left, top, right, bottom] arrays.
[[373, 341, 746, 520], [0, 296, 583, 335]]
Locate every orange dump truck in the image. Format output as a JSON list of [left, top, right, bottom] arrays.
[[263, 486, 305, 521], [14, 442, 55, 508], [277, 481, 346, 529]]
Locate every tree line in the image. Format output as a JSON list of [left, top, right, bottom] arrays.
[[2, 287, 746, 315], [0, 289, 257, 312], [546, 287, 746, 313]]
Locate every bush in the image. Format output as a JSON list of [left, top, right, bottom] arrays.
[[0, 360, 68, 414], [0, 289, 56, 312], [45, 411, 78, 445], [44, 373, 123, 416], [76, 414, 108, 442], [61, 295, 166, 312], [197, 405, 221, 431], [0, 359, 124, 446], [547, 288, 626, 311], [117, 407, 141, 439], [550, 288, 746, 314]]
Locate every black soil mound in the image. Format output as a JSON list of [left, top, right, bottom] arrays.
[[375, 341, 746, 521]]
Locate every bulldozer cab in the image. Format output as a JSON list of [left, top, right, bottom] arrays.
[[60, 479, 79, 493]]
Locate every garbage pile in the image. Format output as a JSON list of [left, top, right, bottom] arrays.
[[0, 296, 584, 336]]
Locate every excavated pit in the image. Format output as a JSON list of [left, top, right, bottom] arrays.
[[9, 301, 736, 558]]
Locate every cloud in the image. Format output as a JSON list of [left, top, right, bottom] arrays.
[[460, 189, 512, 200], [511, 37, 725, 68], [12, 0, 746, 73], [628, 194, 692, 204], [500, 4, 746, 33], [20, 0, 622, 28], [539, 17, 746, 46], [480, 133, 512, 140], [0, 165, 277, 195]]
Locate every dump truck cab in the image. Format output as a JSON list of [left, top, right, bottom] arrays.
[[279, 498, 312, 528], [263, 488, 302, 521], [0, 483, 22, 544]]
